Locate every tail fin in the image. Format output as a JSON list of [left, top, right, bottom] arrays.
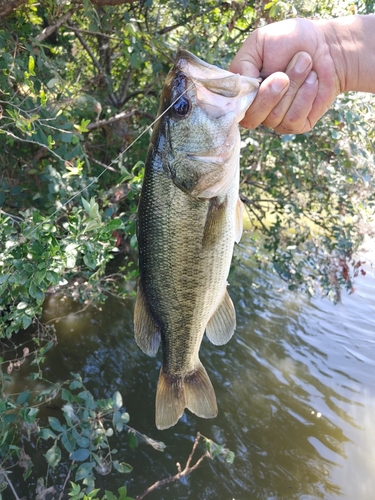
[[155, 362, 218, 430]]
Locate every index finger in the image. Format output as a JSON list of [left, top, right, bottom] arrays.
[[229, 32, 263, 78], [239, 72, 290, 129]]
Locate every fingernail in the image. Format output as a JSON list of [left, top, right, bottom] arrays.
[[306, 70, 317, 84], [271, 77, 288, 93], [294, 53, 311, 74]]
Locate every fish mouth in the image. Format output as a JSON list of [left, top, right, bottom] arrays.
[[187, 142, 235, 165], [174, 49, 260, 122]]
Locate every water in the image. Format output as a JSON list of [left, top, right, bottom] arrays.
[[5, 233, 375, 499]]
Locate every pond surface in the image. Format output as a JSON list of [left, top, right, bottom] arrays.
[[7, 232, 375, 499]]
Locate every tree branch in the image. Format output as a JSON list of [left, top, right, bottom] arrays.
[[90, 0, 138, 4], [67, 21, 118, 107], [158, 4, 221, 35], [0, 0, 137, 19], [117, 68, 134, 108], [35, 8, 80, 43], [0, 468, 21, 500], [86, 109, 154, 131], [135, 433, 212, 500], [0, 0, 27, 19]]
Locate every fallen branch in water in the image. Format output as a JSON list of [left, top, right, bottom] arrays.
[[134, 432, 211, 500]]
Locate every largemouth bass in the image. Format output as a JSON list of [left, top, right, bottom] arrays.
[[134, 50, 259, 430]]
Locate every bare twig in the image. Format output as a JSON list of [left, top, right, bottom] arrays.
[[86, 109, 155, 131], [135, 433, 211, 500], [91, 157, 118, 173], [57, 467, 72, 500], [35, 8, 80, 43], [67, 22, 118, 107], [0, 0, 27, 19], [117, 68, 134, 108], [157, 4, 220, 35], [1, 129, 72, 165], [86, 109, 136, 131], [44, 301, 93, 324], [90, 0, 138, 5], [0, 468, 21, 500], [240, 194, 269, 233]]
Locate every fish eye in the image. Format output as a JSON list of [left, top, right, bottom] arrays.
[[172, 95, 190, 117]]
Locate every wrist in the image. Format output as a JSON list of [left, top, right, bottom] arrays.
[[317, 15, 375, 94]]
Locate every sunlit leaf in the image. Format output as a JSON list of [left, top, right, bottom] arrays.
[[45, 445, 61, 468], [113, 461, 133, 474]]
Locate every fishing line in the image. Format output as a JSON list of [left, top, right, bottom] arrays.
[[1, 51, 218, 257]]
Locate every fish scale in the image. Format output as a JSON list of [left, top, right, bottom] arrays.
[[134, 50, 259, 429]]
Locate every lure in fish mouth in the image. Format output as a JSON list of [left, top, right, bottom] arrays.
[[134, 50, 259, 430]]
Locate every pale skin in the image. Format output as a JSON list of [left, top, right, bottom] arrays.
[[229, 15, 375, 134]]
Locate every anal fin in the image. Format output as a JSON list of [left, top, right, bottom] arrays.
[[155, 362, 217, 430], [134, 283, 161, 356], [205, 289, 236, 345]]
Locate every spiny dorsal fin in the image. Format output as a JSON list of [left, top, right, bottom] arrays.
[[205, 289, 236, 345], [155, 362, 217, 430], [134, 283, 161, 356]]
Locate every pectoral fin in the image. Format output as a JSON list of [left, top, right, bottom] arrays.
[[134, 283, 161, 356], [155, 362, 217, 430], [206, 289, 236, 345]]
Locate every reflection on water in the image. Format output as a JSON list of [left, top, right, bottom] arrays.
[[5, 233, 375, 499]]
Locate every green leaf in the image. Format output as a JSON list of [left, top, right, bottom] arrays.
[[74, 118, 91, 133], [22, 314, 32, 330], [17, 390, 31, 405], [72, 428, 90, 448], [69, 482, 82, 494], [128, 432, 138, 449], [113, 391, 123, 410], [116, 486, 128, 500], [104, 491, 117, 500], [113, 461, 133, 474], [226, 451, 235, 464], [75, 461, 94, 482], [24, 407, 39, 422], [29, 281, 43, 300], [48, 416, 64, 433], [62, 431, 76, 453], [70, 448, 90, 461], [61, 389, 72, 402], [70, 379, 83, 390], [39, 428, 57, 441], [28, 55, 35, 75], [106, 219, 123, 231], [0, 273, 10, 285], [45, 444, 61, 468]]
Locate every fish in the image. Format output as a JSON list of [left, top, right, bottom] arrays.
[[134, 49, 259, 430]]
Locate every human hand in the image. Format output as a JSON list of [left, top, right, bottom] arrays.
[[229, 18, 341, 134]]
